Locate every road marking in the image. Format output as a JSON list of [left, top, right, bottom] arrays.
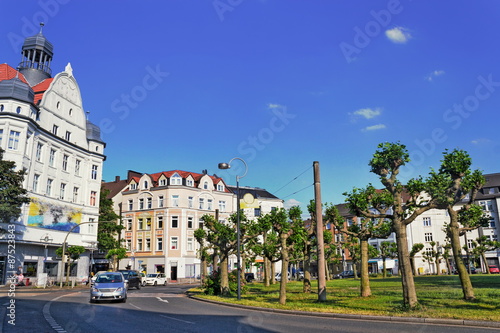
[[156, 297, 169, 303], [129, 303, 142, 310], [159, 315, 195, 324]]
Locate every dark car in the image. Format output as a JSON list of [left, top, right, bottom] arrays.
[[118, 270, 142, 289], [453, 265, 477, 274], [245, 273, 255, 282], [334, 270, 356, 279]]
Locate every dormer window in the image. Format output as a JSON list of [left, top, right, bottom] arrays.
[[203, 181, 208, 190], [217, 184, 224, 191], [143, 180, 149, 189], [159, 178, 166, 186], [186, 179, 193, 187], [130, 183, 137, 190], [171, 173, 182, 185]]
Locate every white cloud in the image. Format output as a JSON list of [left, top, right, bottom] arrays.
[[426, 70, 445, 81], [385, 27, 411, 44], [267, 103, 284, 109], [362, 124, 386, 132], [471, 138, 491, 145], [284, 198, 301, 209], [351, 107, 382, 120]]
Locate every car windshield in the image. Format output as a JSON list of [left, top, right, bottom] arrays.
[[120, 272, 130, 278], [96, 274, 123, 283], [147, 274, 158, 278]]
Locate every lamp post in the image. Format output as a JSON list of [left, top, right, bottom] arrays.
[[40, 233, 53, 273], [218, 157, 248, 300]]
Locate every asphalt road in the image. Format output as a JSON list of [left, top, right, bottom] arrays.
[[1, 284, 499, 333]]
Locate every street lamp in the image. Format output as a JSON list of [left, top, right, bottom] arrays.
[[218, 157, 248, 300], [40, 233, 53, 273]]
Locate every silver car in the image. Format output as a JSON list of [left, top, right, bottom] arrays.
[[90, 272, 127, 303]]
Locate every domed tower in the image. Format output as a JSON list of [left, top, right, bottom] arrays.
[[17, 23, 53, 87]]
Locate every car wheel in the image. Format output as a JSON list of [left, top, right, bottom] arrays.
[[142, 281, 146, 287], [164, 281, 167, 286], [154, 281, 157, 286]]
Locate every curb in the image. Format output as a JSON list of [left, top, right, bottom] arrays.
[[188, 295, 500, 329]]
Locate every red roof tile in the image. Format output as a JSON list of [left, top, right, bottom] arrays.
[[33, 78, 53, 105], [0, 64, 29, 85]]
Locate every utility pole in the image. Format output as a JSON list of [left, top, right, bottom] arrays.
[[314, 161, 327, 301]]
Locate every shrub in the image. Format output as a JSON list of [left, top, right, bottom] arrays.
[[202, 270, 247, 296]]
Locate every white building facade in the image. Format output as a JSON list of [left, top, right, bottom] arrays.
[[0, 29, 105, 285]]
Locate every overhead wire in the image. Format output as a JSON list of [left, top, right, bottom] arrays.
[[273, 165, 312, 194]]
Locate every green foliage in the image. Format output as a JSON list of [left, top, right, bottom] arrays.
[[56, 245, 86, 261], [97, 187, 123, 251], [0, 148, 30, 226], [105, 247, 128, 260], [202, 270, 246, 296], [369, 142, 409, 179]]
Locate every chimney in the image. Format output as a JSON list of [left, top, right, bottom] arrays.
[[115, 175, 120, 182]]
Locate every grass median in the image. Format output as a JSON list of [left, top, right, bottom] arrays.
[[190, 274, 500, 322]]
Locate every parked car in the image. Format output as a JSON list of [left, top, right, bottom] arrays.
[[118, 270, 142, 289], [334, 270, 356, 279], [453, 265, 477, 274], [144, 273, 167, 286], [489, 265, 500, 274], [140, 272, 147, 286], [275, 272, 290, 281], [245, 273, 255, 282], [90, 272, 127, 303]]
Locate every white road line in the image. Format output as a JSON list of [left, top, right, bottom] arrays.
[[159, 315, 195, 324], [129, 302, 142, 310], [156, 297, 169, 303]]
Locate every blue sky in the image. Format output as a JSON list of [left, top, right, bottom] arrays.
[[2, 1, 500, 215]]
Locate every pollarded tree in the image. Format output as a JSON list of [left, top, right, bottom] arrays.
[[343, 142, 451, 308], [409, 243, 424, 276], [325, 202, 391, 296], [470, 236, 499, 274], [0, 148, 30, 231], [269, 206, 305, 305], [427, 149, 488, 300], [379, 241, 398, 277], [56, 245, 86, 284]]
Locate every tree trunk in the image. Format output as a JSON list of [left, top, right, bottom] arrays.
[[448, 209, 475, 300], [201, 255, 207, 285], [382, 257, 387, 278], [482, 253, 490, 274], [220, 256, 229, 295], [434, 258, 440, 275], [410, 257, 416, 276], [240, 253, 246, 284], [325, 261, 330, 281], [303, 243, 312, 293], [393, 221, 418, 308], [264, 256, 270, 286], [360, 239, 371, 297], [279, 236, 288, 305]]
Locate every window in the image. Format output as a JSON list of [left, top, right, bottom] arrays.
[[75, 159, 81, 176], [49, 149, 56, 167], [423, 217, 431, 227], [254, 207, 261, 216], [36, 143, 43, 161], [143, 180, 148, 189], [347, 218, 354, 226], [146, 218, 151, 230], [187, 238, 194, 251], [479, 200, 494, 212], [130, 183, 137, 190], [171, 174, 182, 185], [159, 178, 166, 186], [187, 217, 193, 229], [157, 237, 163, 251], [199, 219, 204, 229], [147, 197, 152, 209], [52, 124, 58, 135], [188, 196, 193, 208], [172, 195, 179, 207], [145, 238, 151, 251], [0, 129, 3, 146], [171, 237, 178, 250], [171, 216, 179, 228], [30, 174, 39, 193], [488, 218, 496, 228], [199, 198, 204, 210], [127, 219, 132, 231], [217, 184, 224, 191], [137, 238, 143, 251], [158, 195, 164, 207], [186, 179, 193, 187], [424, 232, 433, 242], [139, 198, 144, 210], [46, 178, 53, 196], [126, 239, 131, 251], [128, 200, 133, 211], [203, 181, 208, 189], [467, 239, 475, 249], [62, 154, 68, 171], [207, 199, 213, 210], [138, 218, 144, 230], [59, 183, 66, 200], [90, 191, 97, 206], [73, 187, 79, 203], [219, 200, 226, 212], [91, 165, 98, 180], [8, 130, 20, 150], [157, 216, 163, 229], [65, 131, 71, 141]]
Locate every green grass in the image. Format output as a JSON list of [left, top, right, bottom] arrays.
[[190, 275, 500, 322]]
